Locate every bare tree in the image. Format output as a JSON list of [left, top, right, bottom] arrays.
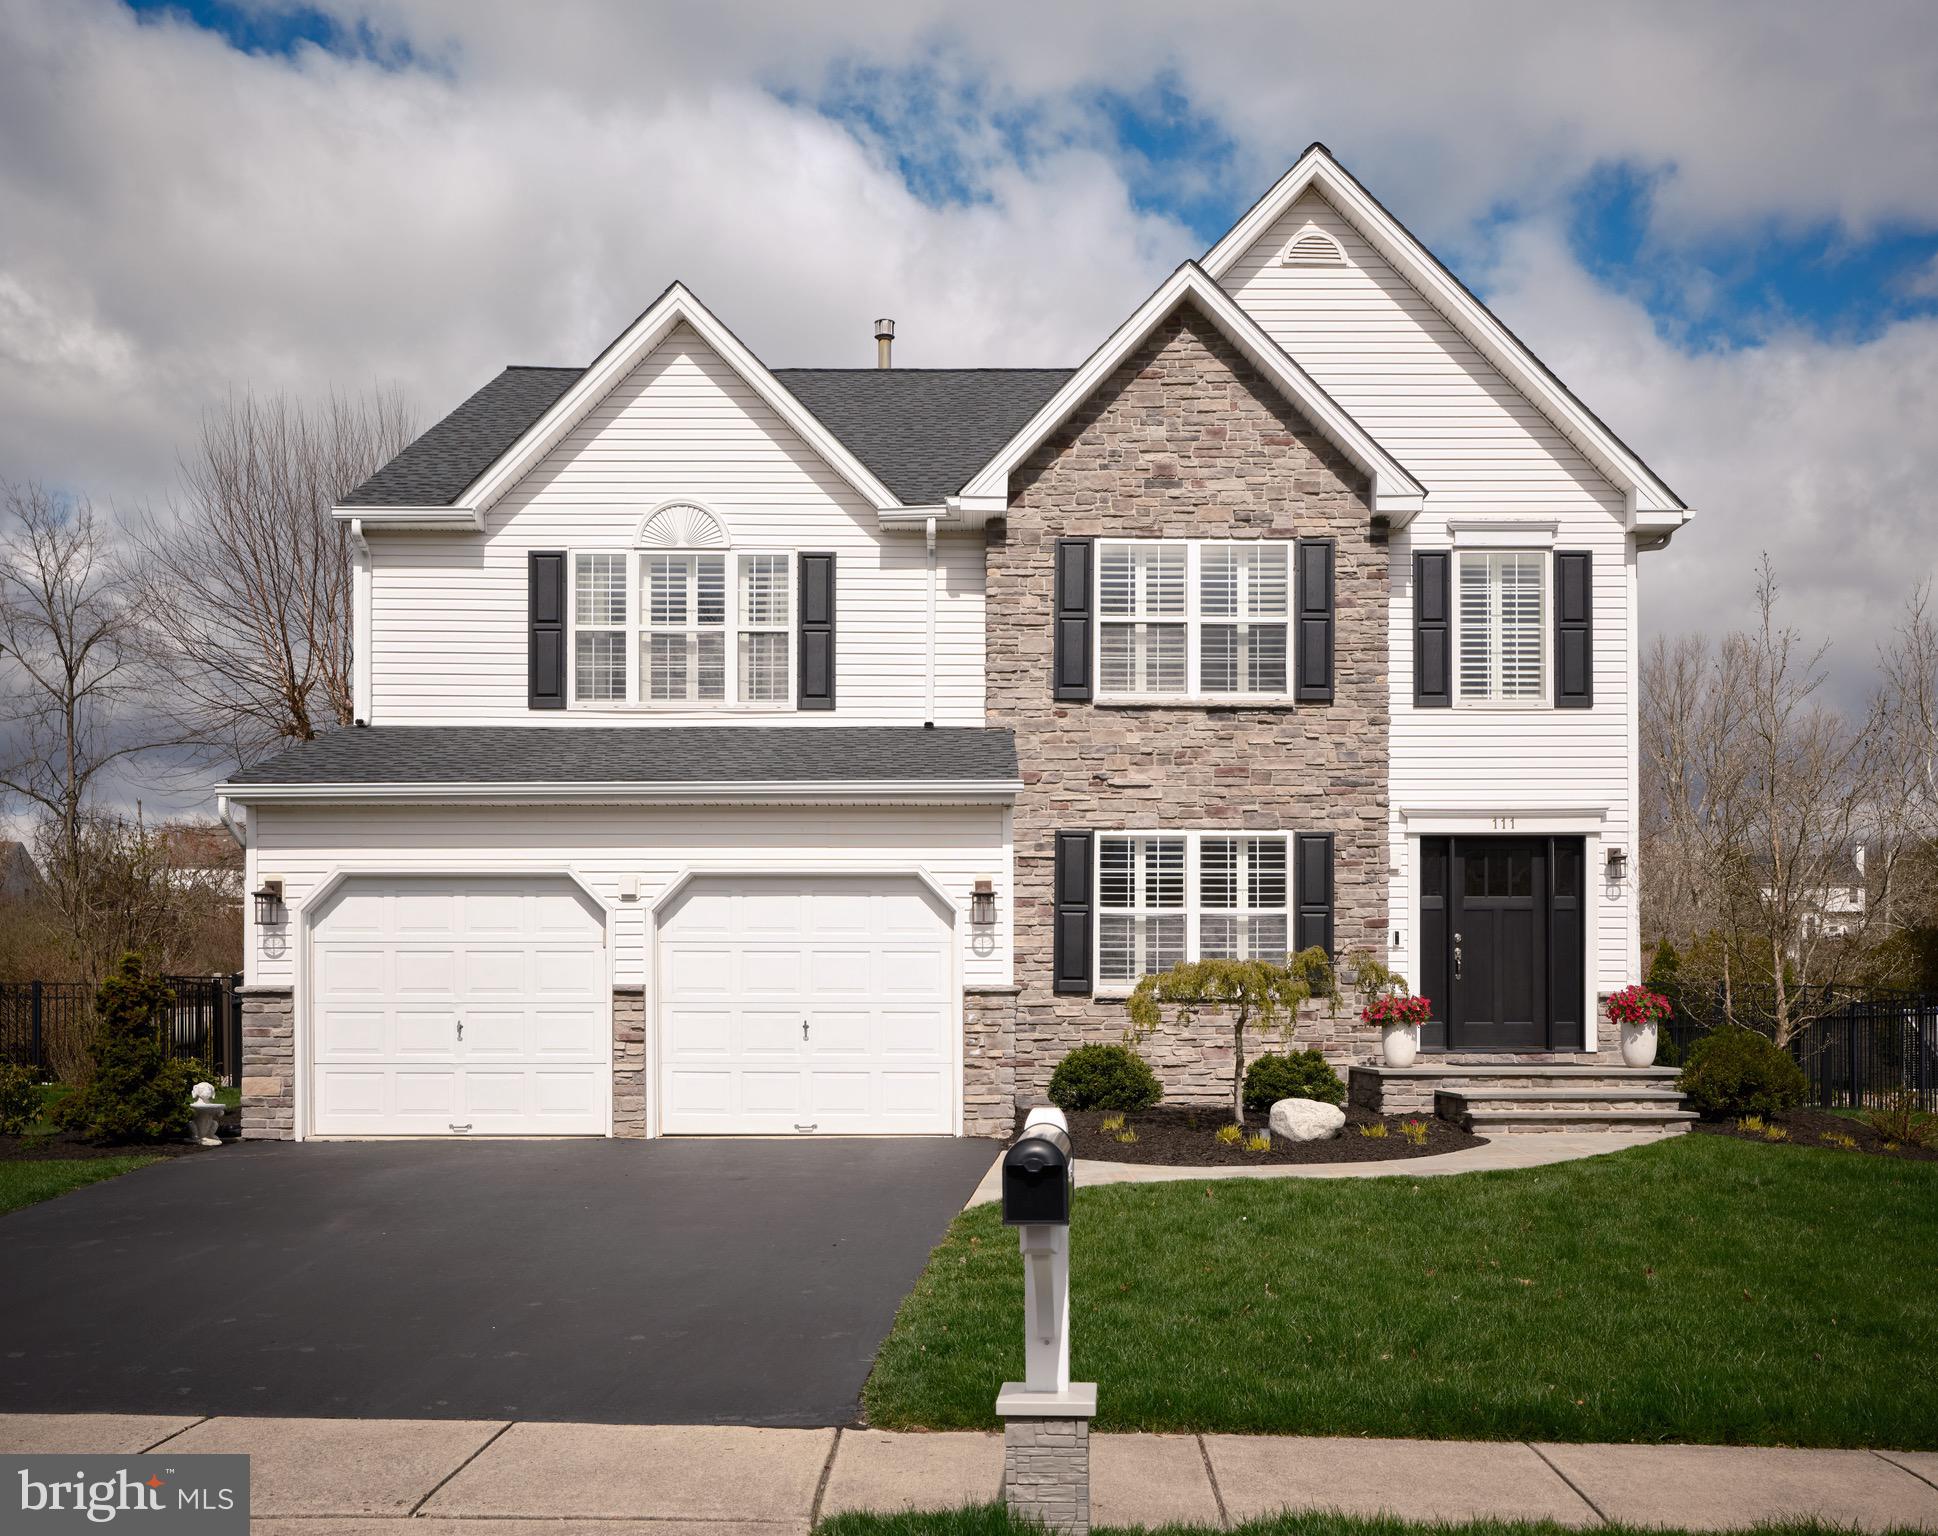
[[1641, 557, 1906, 1044], [0, 484, 165, 891], [128, 386, 414, 762]]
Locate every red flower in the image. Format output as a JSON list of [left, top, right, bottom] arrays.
[[1362, 993, 1433, 1027], [1604, 984, 1672, 1026]]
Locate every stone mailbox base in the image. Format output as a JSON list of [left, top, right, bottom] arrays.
[[997, 1384, 1097, 1536]]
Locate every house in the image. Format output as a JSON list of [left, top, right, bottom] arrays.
[[0, 840, 45, 902], [217, 144, 1690, 1141]]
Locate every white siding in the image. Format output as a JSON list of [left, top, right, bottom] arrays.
[[244, 801, 1012, 992], [366, 323, 984, 726], [1223, 190, 1641, 1006]]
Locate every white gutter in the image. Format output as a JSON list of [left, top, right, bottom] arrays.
[[214, 794, 246, 849], [925, 515, 937, 726], [216, 778, 1023, 807]]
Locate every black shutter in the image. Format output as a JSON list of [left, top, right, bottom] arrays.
[[1293, 832, 1335, 957], [528, 550, 566, 710], [1295, 538, 1335, 703], [1413, 550, 1451, 708], [1052, 830, 1094, 996], [1554, 550, 1593, 709], [798, 551, 836, 710], [1052, 538, 1093, 702]]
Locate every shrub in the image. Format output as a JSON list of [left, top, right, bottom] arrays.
[[1863, 1090, 1938, 1150], [1357, 1122, 1389, 1139], [1215, 1123, 1243, 1145], [53, 954, 201, 1144], [1678, 1029, 1808, 1120], [1399, 1119, 1429, 1146], [0, 1061, 41, 1135], [1047, 1043, 1162, 1113], [1244, 1131, 1271, 1152], [1242, 1049, 1345, 1110]]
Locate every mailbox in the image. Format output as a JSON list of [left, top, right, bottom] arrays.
[[1002, 1123, 1074, 1227]]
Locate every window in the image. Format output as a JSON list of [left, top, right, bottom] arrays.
[[569, 548, 793, 708], [1097, 541, 1293, 699], [1097, 832, 1291, 985], [1456, 550, 1545, 704]]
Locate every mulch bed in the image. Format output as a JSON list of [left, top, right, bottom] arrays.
[[1690, 1104, 1938, 1161], [1022, 1103, 1486, 1166], [0, 1131, 218, 1163]]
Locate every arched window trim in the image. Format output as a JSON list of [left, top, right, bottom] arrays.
[[1278, 222, 1347, 267], [636, 499, 731, 549]]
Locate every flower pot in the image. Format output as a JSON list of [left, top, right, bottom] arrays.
[[1619, 1020, 1658, 1068], [1381, 1022, 1419, 1068]]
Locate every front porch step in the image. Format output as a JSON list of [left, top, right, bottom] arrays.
[[1437, 1088, 1688, 1104], [1365, 1065, 1683, 1080], [1455, 1107, 1697, 1136]]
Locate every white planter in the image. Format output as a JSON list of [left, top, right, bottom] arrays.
[[1619, 1020, 1659, 1068], [1381, 1022, 1419, 1068]]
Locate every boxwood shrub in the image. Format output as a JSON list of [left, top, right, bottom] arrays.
[[1047, 1043, 1163, 1113], [1243, 1049, 1345, 1110], [1678, 1028, 1809, 1119]]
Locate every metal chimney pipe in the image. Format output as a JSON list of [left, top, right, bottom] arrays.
[[875, 317, 895, 369]]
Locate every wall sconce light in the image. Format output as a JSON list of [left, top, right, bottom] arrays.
[[1369, 513, 1392, 545], [1604, 848, 1628, 884], [971, 879, 997, 926], [252, 878, 286, 926]]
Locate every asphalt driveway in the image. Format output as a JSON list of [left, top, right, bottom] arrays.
[[0, 1136, 998, 1425]]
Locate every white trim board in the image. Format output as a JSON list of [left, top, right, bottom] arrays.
[[1202, 144, 1691, 535], [220, 779, 1023, 807], [953, 262, 1427, 523]]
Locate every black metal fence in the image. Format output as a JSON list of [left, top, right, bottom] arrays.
[[0, 974, 244, 1088], [1662, 991, 1938, 1111]]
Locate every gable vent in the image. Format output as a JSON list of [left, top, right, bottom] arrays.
[[637, 501, 728, 548], [1280, 225, 1346, 266]]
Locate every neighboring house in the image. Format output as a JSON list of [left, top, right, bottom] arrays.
[[0, 840, 45, 902], [155, 822, 246, 900], [218, 144, 1689, 1141]]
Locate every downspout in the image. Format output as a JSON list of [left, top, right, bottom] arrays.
[[925, 515, 937, 727], [215, 794, 245, 851]]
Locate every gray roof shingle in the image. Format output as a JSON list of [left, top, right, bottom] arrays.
[[340, 359, 1072, 509], [770, 369, 1072, 504], [225, 726, 1018, 787], [342, 367, 581, 507]]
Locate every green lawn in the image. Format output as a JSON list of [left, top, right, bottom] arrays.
[[0, 1156, 159, 1215], [864, 1134, 1938, 1447], [820, 1515, 1927, 1536]]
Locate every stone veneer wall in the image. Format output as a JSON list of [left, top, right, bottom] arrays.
[[240, 987, 295, 1140], [964, 986, 1020, 1137], [613, 986, 647, 1138], [987, 304, 1390, 1107]]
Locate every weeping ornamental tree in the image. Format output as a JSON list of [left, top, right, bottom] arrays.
[[1125, 948, 1334, 1127]]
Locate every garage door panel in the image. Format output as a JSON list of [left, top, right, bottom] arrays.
[[310, 877, 607, 1137], [880, 1008, 947, 1056], [659, 876, 954, 1136]]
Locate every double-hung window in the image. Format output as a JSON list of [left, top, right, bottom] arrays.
[[1097, 540, 1293, 700], [569, 550, 794, 709], [1456, 550, 1545, 705], [1096, 832, 1292, 986]]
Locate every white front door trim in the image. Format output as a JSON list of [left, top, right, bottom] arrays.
[[646, 863, 964, 1138], [297, 864, 615, 1141], [1395, 808, 1605, 1052]]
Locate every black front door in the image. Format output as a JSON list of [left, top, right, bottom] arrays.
[[1420, 835, 1584, 1052]]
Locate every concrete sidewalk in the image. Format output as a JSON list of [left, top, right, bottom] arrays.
[[5, 1414, 1935, 1532]]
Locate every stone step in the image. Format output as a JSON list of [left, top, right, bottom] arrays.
[[1364, 1064, 1682, 1080], [1455, 1106, 1696, 1135], [1437, 1088, 1688, 1105]]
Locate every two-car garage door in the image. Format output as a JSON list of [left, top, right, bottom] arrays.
[[307, 873, 956, 1137]]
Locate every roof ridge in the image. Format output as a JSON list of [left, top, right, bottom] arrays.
[[772, 366, 1076, 374]]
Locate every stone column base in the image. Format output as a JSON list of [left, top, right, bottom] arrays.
[[239, 987, 295, 1141], [613, 986, 646, 1139], [1002, 1416, 1092, 1535]]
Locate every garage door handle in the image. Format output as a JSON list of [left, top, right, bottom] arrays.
[[456, 1020, 464, 1041], [801, 1020, 809, 1040]]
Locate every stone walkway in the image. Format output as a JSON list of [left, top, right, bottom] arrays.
[[968, 1130, 1670, 1206], [5, 1415, 1934, 1532]]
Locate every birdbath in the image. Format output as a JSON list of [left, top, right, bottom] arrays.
[[189, 1082, 225, 1147]]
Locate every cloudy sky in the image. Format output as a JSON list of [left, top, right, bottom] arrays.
[[4, 0, 1938, 729]]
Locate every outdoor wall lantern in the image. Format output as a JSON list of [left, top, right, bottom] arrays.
[[252, 879, 286, 926], [1604, 848, 1629, 884], [971, 879, 997, 926]]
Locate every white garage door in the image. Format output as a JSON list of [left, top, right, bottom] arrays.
[[310, 876, 609, 1136], [658, 876, 956, 1135]]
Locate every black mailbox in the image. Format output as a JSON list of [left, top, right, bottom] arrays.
[[1001, 1123, 1074, 1226]]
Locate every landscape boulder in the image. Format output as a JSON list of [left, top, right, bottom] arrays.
[[1269, 1097, 1347, 1142]]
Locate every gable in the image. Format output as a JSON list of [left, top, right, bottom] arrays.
[[1205, 146, 1688, 536]]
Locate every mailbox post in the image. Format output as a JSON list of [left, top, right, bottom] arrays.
[[996, 1107, 1096, 1536]]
